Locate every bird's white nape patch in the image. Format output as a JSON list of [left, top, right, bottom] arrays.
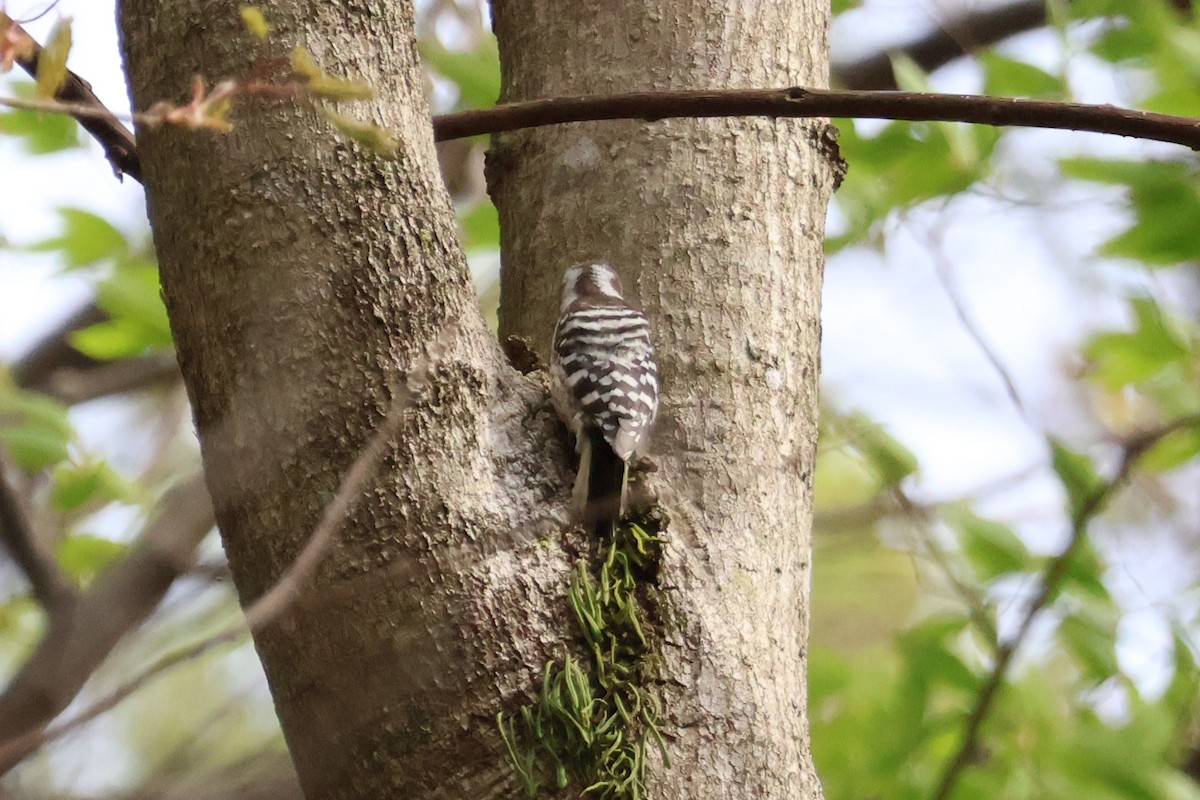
[[588, 264, 623, 299], [560, 265, 588, 313]]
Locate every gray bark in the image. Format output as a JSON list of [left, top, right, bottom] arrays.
[[119, 2, 571, 797], [489, 0, 837, 796]]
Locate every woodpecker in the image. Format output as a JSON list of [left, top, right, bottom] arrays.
[[550, 263, 659, 537]]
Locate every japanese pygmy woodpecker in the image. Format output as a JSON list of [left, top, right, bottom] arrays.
[[550, 263, 659, 537]]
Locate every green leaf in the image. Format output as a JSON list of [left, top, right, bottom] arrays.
[[1162, 630, 1199, 710], [27, 207, 128, 269], [35, 19, 72, 99], [898, 616, 978, 694], [981, 53, 1064, 99], [889, 54, 987, 170], [0, 388, 73, 470], [323, 108, 400, 157], [889, 54, 931, 94], [93, 260, 173, 346], [290, 47, 374, 101], [57, 535, 127, 584], [849, 413, 918, 486], [1139, 422, 1200, 472], [944, 505, 1029, 581], [71, 260, 173, 360], [459, 200, 499, 252], [1090, 22, 1156, 64], [0, 595, 42, 640], [239, 6, 271, 39], [0, 425, 70, 470], [1059, 611, 1119, 683], [1061, 159, 1200, 266], [829, 116, 995, 251], [0, 82, 80, 154], [420, 36, 501, 109], [1049, 439, 1104, 522], [70, 319, 153, 360], [1059, 540, 1110, 602], [1061, 724, 1169, 800], [0, 388, 73, 437], [50, 460, 137, 511], [1084, 297, 1189, 389]]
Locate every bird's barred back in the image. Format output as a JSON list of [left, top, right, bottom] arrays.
[[553, 305, 658, 462]]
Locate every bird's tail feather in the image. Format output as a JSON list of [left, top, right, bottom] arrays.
[[577, 428, 626, 538]]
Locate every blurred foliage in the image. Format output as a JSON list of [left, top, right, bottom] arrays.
[[0, 81, 80, 153], [1, 1, 1200, 799], [421, 34, 500, 110], [812, 3, 1200, 800]]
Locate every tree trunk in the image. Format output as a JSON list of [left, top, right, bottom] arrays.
[[489, 0, 837, 796], [119, 2, 571, 797]]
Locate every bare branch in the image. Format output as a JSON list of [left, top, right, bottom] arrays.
[[433, 87, 1200, 150], [10, 303, 107, 393], [0, 453, 75, 611], [930, 413, 1200, 800], [10, 304, 180, 404], [832, 0, 1051, 90], [39, 353, 181, 404], [2, 15, 141, 182], [0, 474, 214, 771], [833, 0, 1195, 89]]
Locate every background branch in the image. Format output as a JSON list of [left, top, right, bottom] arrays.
[[0, 474, 213, 772], [0, 454, 74, 611], [930, 413, 1200, 800], [12, 303, 181, 404], [35, 352, 182, 404], [832, 0, 1051, 90]]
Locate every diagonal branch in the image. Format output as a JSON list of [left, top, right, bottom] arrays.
[[12, 303, 181, 404], [0, 474, 213, 771], [432, 87, 1200, 150], [930, 413, 1200, 800], [10, 303, 108, 394], [832, 0, 1051, 90], [0, 454, 75, 611], [2, 15, 141, 182], [833, 0, 1194, 89]]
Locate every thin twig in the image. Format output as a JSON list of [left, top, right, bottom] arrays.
[[924, 227, 1028, 418], [891, 487, 1000, 649], [930, 412, 1200, 800], [432, 87, 1200, 150]]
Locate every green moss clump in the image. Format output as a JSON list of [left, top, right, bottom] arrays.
[[498, 521, 669, 798]]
